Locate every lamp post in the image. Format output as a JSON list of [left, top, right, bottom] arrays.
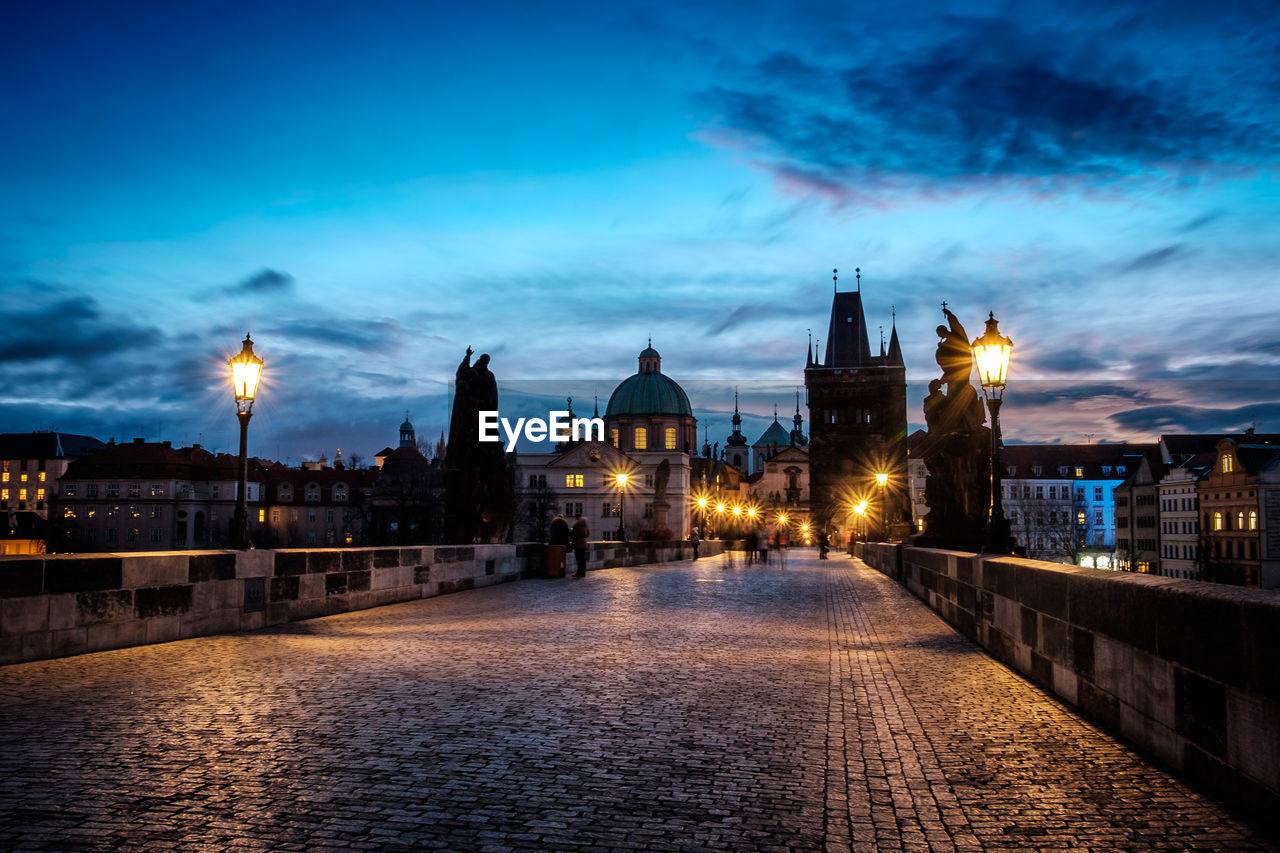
[[874, 472, 889, 540], [854, 500, 868, 541], [228, 334, 263, 550], [615, 472, 629, 542], [697, 496, 708, 540], [971, 312, 1013, 553]]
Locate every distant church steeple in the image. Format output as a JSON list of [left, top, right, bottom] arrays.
[[399, 413, 415, 448], [727, 389, 747, 447]]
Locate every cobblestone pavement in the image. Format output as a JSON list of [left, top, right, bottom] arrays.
[[1, 553, 1275, 852]]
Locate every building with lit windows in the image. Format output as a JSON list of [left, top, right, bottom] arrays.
[[1001, 444, 1153, 567], [1198, 437, 1280, 588], [1, 432, 107, 553], [53, 438, 263, 550], [512, 344, 694, 542]]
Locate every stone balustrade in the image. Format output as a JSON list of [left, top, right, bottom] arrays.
[[0, 539, 718, 665], [855, 542, 1280, 821]]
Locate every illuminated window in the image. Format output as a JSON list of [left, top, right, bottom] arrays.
[[2, 472, 9, 483], [151, 484, 164, 496], [258, 508, 266, 522], [665, 427, 677, 450], [1213, 511, 1223, 531], [564, 474, 584, 488], [38, 471, 46, 482], [0, 488, 7, 502], [63, 484, 77, 497], [1237, 511, 1246, 530], [1077, 511, 1086, 526], [19, 488, 27, 501], [87, 506, 96, 518], [36, 488, 45, 501], [1249, 510, 1258, 531], [609, 428, 619, 447], [1222, 454, 1234, 473], [634, 427, 648, 450], [130, 506, 140, 518], [107, 506, 118, 519], [128, 483, 139, 497], [150, 507, 162, 519], [20, 472, 28, 482], [63, 507, 76, 519]]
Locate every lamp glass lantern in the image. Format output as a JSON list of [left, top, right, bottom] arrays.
[[229, 334, 264, 414], [971, 313, 1012, 399]]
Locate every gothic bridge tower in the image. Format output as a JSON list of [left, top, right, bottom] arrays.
[[804, 268, 908, 532]]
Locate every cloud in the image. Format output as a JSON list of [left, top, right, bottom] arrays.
[[697, 13, 1280, 199], [228, 268, 294, 295], [1107, 402, 1280, 434], [1118, 244, 1183, 274], [269, 318, 404, 353], [0, 293, 162, 362]]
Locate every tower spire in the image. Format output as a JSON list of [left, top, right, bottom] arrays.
[[856, 267, 861, 292], [833, 268, 837, 294]]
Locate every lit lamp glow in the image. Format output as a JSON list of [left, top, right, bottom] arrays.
[[971, 312, 1013, 553], [228, 334, 263, 549], [614, 472, 629, 542], [874, 472, 889, 541]]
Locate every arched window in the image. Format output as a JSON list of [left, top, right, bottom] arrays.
[[664, 427, 677, 450], [609, 428, 619, 447], [1222, 454, 1234, 473], [1237, 511, 1246, 531], [1213, 511, 1223, 531], [634, 427, 647, 450], [333, 482, 348, 502], [1249, 510, 1258, 531]]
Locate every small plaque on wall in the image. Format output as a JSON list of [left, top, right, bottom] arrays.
[[244, 577, 265, 612]]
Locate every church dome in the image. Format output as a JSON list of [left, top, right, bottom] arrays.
[[606, 373, 693, 417], [605, 344, 693, 418], [753, 419, 792, 447]]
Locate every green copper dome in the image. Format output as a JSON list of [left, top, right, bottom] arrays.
[[607, 344, 693, 418], [606, 372, 693, 418]]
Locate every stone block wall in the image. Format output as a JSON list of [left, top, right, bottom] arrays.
[[1, 540, 713, 666], [854, 542, 1280, 822]]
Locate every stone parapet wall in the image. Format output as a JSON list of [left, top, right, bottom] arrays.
[[854, 541, 1280, 823], [1, 540, 709, 665]]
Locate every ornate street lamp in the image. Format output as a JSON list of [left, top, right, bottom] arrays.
[[615, 472, 629, 542], [228, 334, 263, 549], [696, 495, 709, 540], [971, 312, 1013, 553]]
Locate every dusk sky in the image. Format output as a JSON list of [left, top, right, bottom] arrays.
[[3, 1, 1278, 463]]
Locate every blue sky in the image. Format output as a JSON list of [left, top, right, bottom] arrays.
[[2, 1, 1278, 461]]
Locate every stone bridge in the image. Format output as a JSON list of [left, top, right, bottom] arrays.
[[1, 548, 1276, 851]]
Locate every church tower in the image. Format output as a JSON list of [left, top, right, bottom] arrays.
[[804, 268, 907, 532]]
